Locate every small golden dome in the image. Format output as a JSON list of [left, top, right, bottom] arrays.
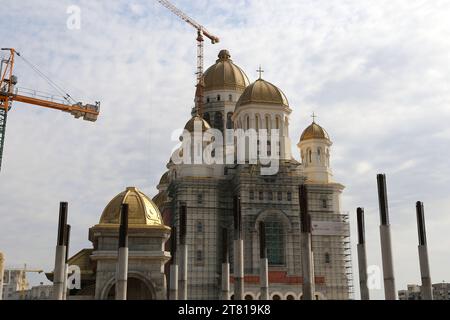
[[184, 115, 211, 133], [99, 187, 163, 226], [235, 78, 289, 109], [300, 122, 330, 142], [203, 50, 249, 92]]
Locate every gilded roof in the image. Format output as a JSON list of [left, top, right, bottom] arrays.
[[184, 115, 211, 133], [300, 122, 330, 142], [235, 78, 289, 109], [203, 50, 249, 92], [152, 192, 168, 210], [99, 187, 163, 226]]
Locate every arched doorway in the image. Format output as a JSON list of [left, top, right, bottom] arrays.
[[106, 277, 154, 300]]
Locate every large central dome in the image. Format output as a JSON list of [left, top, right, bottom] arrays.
[[235, 78, 289, 109], [203, 50, 249, 92], [99, 187, 163, 226]]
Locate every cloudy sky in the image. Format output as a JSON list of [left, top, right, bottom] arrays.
[[1, 0, 449, 300]]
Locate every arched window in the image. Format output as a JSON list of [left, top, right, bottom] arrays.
[[196, 221, 203, 233], [272, 294, 281, 300], [226, 112, 233, 129], [229, 94, 233, 101], [308, 149, 312, 163], [325, 252, 331, 263], [317, 148, 322, 163], [246, 115, 250, 130], [275, 116, 280, 129], [206, 96, 210, 103], [265, 115, 270, 130], [245, 294, 253, 300], [286, 294, 295, 300], [265, 218, 284, 265], [255, 115, 260, 130], [203, 112, 210, 125], [217, 94, 221, 101]]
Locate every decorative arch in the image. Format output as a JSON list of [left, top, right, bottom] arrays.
[[254, 208, 292, 232], [244, 292, 256, 300], [285, 291, 297, 300], [100, 271, 157, 300]]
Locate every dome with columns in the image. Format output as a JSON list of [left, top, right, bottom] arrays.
[[299, 121, 330, 142], [235, 78, 289, 110]]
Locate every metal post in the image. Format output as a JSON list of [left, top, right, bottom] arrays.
[[299, 185, 315, 300], [179, 204, 188, 300], [53, 202, 67, 300], [116, 204, 129, 300], [259, 222, 269, 300], [221, 228, 230, 300], [0, 252, 4, 300], [416, 201, 433, 300], [357, 208, 370, 300], [62, 224, 71, 300], [233, 195, 244, 300], [377, 174, 396, 300], [169, 226, 178, 300]]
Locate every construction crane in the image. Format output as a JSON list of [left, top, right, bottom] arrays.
[[157, 0, 219, 117], [0, 48, 100, 172]]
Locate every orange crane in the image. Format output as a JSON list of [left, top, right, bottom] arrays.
[[0, 48, 100, 172], [157, 0, 219, 117]]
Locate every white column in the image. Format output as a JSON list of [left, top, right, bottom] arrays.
[[380, 225, 396, 300], [0, 252, 5, 300], [53, 245, 66, 300], [418, 245, 433, 300], [357, 244, 369, 300], [260, 258, 269, 300], [301, 232, 315, 300]]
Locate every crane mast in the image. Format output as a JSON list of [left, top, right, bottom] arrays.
[[0, 48, 100, 172], [157, 0, 219, 117]]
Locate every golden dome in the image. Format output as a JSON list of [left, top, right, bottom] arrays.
[[300, 121, 330, 142], [235, 78, 289, 109], [203, 50, 249, 92], [184, 115, 211, 133], [99, 187, 163, 226], [159, 171, 170, 185]]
